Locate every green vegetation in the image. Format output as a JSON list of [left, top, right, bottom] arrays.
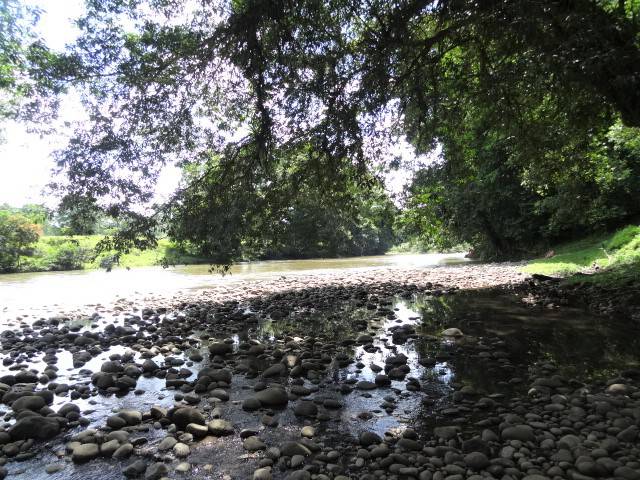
[[1, 1, 640, 275], [0, 0, 635, 267], [524, 225, 640, 287], [0, 212, 40, 272], [1, 178, 397, 272], [12, 236, 209, 273]]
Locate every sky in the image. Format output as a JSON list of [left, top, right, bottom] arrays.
[[0, 0, 86, 207], [0, 1, 425, 208]]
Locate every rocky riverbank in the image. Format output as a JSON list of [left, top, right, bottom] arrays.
[[2, 261, 527, 326], [517, 274, 640, 322], [0, 262, 638, 479]]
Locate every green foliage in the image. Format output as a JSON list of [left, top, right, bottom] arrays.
[[167, 148, 397, 262], [56, 197, 103, 235], [28, 237, 92, 271], [0, 203, 49, 225], [606, 225, 640, 250], [524, 224, 640, 283], [0, 211, 40, 272], [7, 234, 207, 273], [0, 0, 49, 126], [9, 0, 637, 264], [400, 116, 640, 258], [241, 184, 397, 260]]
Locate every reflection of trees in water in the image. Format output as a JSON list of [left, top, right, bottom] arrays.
[[411, 292, 640, 385], [246, 291, 639, 401]]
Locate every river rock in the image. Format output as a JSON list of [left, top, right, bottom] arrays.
[[617, 425, 638, 442], [254, 467, 272, 480], [208, 342, 233, 356], [118, 409, 142, 425], [293, 400, 317, 417], [243, 397, 262, 411], [142, 359, 159, 372], [107, 415, 127, 429], [100, 439, 120, 457], [614, 466, 640, 480], [254, 387, 288, 406], [464, 452, 489, 470], [10, 416, 60, 440], [173, 442, 190, 457], [45, 464, 65, 474], [244, 436, 266, 451], [186, 423, 209, 438], [280, 442, 312, 457], [145, 462, 168, 480], [171, 407, 205, 429], [158, 436, 178, 451], [197, 367, 232, 384], [123, 459, 147, 478], [285, 471, 311, 480], [356, 381, 377, 390], [113, 443, 134, 459], [301, 426, 315, 438], [263, 364, 287, 377], [442, 328, 463, 337], [359, 431, 382, 447], [11, 395, 46, 412], [208, 419, 234, 436], [501, 425, 535, 442], [434, 426, 460, 441], [209, 388, 229, 401], [72, 443, 100, 463]]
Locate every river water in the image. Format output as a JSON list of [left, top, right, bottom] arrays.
[[0, 253, 468, 320], [1, 253, 639, 479]]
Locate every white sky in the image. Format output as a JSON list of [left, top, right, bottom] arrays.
[[0, 0, 85, 207], [0, 0, 427, 208]]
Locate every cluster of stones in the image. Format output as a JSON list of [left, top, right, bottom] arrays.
[[0, 274, 638, 480]]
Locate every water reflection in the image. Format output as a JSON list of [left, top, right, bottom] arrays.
[[2, 289, 640, 479], [0, 253, 469, 319]]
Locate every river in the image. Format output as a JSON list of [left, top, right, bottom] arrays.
[[1, 252, 640, 479], [0, 253, 468, 320]]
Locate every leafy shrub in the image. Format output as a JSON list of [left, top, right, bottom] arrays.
[[33, 238, 93, 271], [48, 244, 91, 271], [0, 212, 40, 272], [98, 254, 119, 271]]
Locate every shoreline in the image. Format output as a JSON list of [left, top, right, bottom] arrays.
[[0, 261, 638, 479], [3, 257, 637, 328], [1, 261, 527, 324]]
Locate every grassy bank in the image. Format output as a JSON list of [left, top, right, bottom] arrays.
[[16, 235, 210, 273], [523, 225, 640, 287]]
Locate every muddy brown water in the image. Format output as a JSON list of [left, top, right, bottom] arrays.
[[1, 282, 639, 479]]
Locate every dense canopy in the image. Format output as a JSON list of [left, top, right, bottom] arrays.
[[5, 0, 640, 261]]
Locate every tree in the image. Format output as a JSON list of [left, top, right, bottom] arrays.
[[16, 0, 640, 261], [0, 0, 49, 128], [55, 196, 102, 235], [0, 212, 40, 271]]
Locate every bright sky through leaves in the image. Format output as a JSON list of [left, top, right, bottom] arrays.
[[0, 0, 426, 208]]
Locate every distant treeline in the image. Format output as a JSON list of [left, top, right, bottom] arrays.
[[0, 186, 401, 273]]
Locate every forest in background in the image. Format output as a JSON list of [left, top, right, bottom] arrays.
[[1, 0, 639, 279]]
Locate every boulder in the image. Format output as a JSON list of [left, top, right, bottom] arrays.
[[10, 416, 60, 440], [171, 407, 205, 429], [254, 387, 288, 407]]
